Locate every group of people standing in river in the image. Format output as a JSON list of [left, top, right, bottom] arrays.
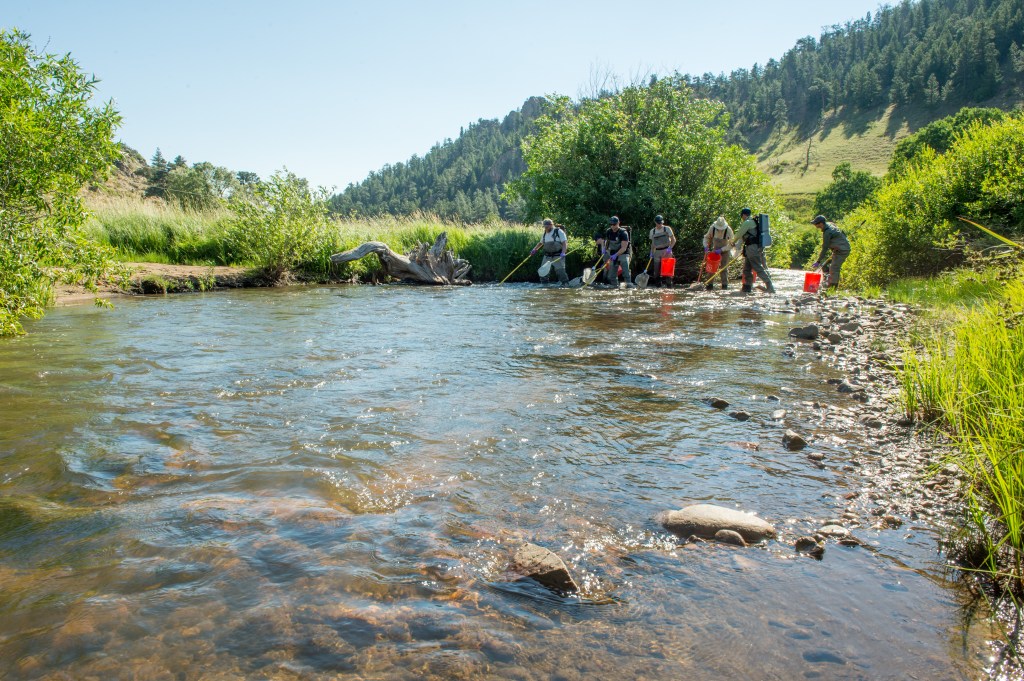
[[530, 209, 851, 292]]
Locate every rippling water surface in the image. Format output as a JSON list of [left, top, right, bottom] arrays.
[[0, 275, 991, 679]]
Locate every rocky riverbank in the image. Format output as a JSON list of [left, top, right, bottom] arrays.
[[780, 293, 966, 556]]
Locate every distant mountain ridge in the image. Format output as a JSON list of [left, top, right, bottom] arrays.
[[331, 0, 1024, 220]]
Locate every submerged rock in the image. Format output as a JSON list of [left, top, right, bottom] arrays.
[[511, 543, 579, 594], [729, 411, 751, 421], [706, 398, 730, 409], [658, 504, 776, 544], [837, 380, 865, 394], [783, 430, 808, 451], [817, 524, 850, 538], [795, 536, 825, 559]]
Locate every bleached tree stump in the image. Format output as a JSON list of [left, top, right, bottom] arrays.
[[330, 232, 472, 285]]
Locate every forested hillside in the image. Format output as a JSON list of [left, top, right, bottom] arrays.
[[328, 98, 544, 221], [686, 0, 1023, 139], [330, 0, 1024, 222]]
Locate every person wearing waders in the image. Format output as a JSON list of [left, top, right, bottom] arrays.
[[733, 208, 775, 294], [702, 215, 734, 290], [530, 218, 569, 285], [810, 215, 852, 289], [648, 215, 676, 288], [599, 216, 633, 288]]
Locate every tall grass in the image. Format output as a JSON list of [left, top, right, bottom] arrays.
[[85, 198, 591, 281], [865, 268, 1006, 309], [899, 280, 1024, 593], [85, 197, 234, 265]]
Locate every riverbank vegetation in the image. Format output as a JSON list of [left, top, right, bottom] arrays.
[[897, 265, 1024, 606], [0, 29, 125, 336], [84, 195, 574, 284]]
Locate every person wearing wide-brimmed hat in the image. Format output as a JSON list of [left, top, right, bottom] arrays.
[[810, 215, 851, 289], [702, 215, 734, 290]]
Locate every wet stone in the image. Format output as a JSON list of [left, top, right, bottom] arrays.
[[658, 504, 776, 544], [729, 411, 751, 421], [817, 525, 849, 538], [789, 324, 819, 341], [783, 430, 808, 451], [511, 542, 579, 594], [806, 452, 825, 462], [706, 398, 730, 409], [771, 409, 787, 420], [714, 529, 747, 547], [837, 380, 865, 394], [795, 537, 825, 559]]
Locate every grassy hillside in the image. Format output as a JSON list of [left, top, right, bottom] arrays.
[[757, 95, 1024, 208]]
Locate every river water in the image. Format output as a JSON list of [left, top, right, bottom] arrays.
[[0, 274, 993, 680]]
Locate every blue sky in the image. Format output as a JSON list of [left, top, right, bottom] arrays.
[[5, 0, 885, 190]]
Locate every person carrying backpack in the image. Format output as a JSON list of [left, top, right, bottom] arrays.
[[530, 218, 569, 285], [597, 216, 633, 288], [702, 215, 734, 290], [810, 215, 851, 289], [733, 208, 775, 294]]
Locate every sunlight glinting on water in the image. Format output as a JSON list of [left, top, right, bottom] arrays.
[[0, 277, 990, 679]]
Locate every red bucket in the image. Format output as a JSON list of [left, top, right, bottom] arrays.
[[659, 257, 676, 277], [705, 252, 721, 274], [804, 271, 822, 293]]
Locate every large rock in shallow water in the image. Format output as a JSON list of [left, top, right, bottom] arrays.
[[658, 504, 776, 544], [789, 324, 819, 341], [511, 542, 579, 594]]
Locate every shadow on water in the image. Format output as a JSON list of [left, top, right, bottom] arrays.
[[0, 281, 993, 679]]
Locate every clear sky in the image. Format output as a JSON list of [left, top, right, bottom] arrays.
[[5, 0, 884, 191]]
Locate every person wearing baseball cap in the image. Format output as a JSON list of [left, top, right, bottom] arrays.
[[810, 215, 851, 289], [649, 215, 676, 287], [733, 208, 775, 294], [598, 216, 632, 287], [530, 218, 569, 285]]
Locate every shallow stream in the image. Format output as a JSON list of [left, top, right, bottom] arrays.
[[0, 273, 993, 679]]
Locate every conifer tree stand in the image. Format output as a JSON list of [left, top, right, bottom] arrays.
[[330, 232, 472, 285]]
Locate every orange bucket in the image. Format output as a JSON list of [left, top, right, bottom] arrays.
[[803, 271, 822, 293], [705, 252, 721, 274], [659, 257, 676, 277]]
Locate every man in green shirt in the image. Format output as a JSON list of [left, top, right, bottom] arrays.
[[811, 215, 852, 289], [733, 208, 775, 294]]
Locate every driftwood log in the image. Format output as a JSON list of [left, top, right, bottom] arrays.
[[330, 232, 471, 285]]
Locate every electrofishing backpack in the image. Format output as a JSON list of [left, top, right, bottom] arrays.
[[752, 214, 772, 249]]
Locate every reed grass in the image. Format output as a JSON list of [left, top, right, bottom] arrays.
[[862, 267, 1005, 309], [84, 199, 591, 281], [899, 280, 1024, 594], [84, 197, 233, 265]]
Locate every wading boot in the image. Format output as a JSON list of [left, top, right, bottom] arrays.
[[741, 284, 753, 293]]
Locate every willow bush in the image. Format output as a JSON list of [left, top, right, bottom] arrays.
[[503, 77, 792, 264], [1, 30, 123, 335], [844, 117, 1024, 288]]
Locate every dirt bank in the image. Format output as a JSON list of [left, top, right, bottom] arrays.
[[54, 263, 253, 306]]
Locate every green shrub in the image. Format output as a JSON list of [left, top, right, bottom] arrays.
[[505, 77, 782, 258], [846, 117, 1024, 288], [812, 162, 882, 221], [1, 30, 123, 335], [226, 171, 335, 279]]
